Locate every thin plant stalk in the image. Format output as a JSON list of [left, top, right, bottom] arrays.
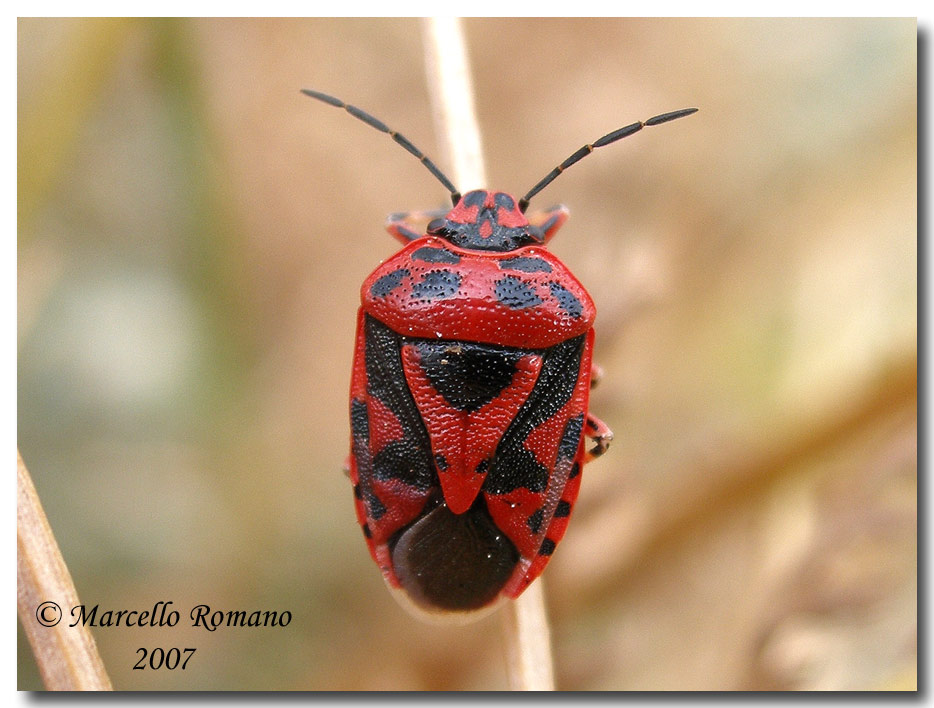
[[420, 16, 556, 692], [17, 450, 113, 690]]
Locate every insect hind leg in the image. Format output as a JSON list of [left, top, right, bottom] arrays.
[[584, 413, 613, 462]]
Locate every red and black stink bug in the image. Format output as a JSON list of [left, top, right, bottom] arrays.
[[303, 89, 696, 618]]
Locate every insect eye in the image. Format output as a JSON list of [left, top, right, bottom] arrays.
[[427, 218, 447, 235]]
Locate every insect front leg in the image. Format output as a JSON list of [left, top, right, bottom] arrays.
[[526, 204, 569, 243], [385, 208, 450, 244], [589, 362, 605, 389]]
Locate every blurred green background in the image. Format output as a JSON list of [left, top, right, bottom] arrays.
[[17, 18, 916, 690]]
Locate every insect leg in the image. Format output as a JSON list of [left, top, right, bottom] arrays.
[[584, 413, 613, 462], [589, 362, 605, 389], [386, 208, 450, 244], [526, 204, 570, 243]]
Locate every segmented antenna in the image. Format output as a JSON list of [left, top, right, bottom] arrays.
[[302, 89, 462, 205], [518, 108, 698, 213]]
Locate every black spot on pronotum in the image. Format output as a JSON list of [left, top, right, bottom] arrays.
[[495, 275, 542, 309], [412, 246, 460, 264], [411, 269, 461, 300], [499, 256, 553, 273], [548, 281, 583, 319], [371, 268, 409, 298]]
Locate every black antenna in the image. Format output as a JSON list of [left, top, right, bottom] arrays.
[[518, 108, 698, 213], [301, 89, 461, 205]]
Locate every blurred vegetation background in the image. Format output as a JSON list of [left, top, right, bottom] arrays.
[[17, 18, 916, 690]]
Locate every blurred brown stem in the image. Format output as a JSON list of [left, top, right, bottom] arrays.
[[17, 450, 112, 690], [420, 17, 556, 691]]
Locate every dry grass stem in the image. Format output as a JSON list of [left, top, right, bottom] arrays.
[[420, 16, 556, 692], [421, 17, 487, 192], [499, 580, 556, 690], [17, 450, 113, 690]]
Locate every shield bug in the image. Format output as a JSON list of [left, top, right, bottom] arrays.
[[303, 89, 696, 618]]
